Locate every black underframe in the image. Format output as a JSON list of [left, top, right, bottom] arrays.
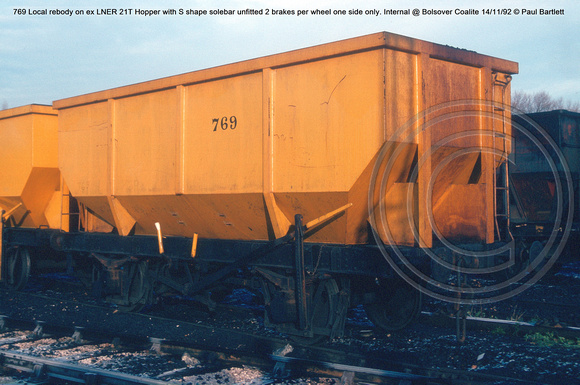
[[2, 226, 414, 280]]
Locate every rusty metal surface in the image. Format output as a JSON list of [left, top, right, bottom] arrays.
[[52, 32, 518, 245]]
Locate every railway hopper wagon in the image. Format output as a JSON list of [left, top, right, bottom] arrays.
[[0, 105, 77, 290], [1, 32, 518, 340], [510, 110, 580, 270]]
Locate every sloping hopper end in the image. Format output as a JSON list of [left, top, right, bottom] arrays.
[[352, 142, 489, 247], [0, 167, 61, 229]]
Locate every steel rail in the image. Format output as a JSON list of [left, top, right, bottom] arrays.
[[270, 354, 437, 384], [419, 311, 580, 340], [0, 349, 172, 385]]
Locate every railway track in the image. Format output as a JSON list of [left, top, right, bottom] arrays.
[[2, 283, 578, 385], [3, 267, 580, 384], [0, 314, 546, 385], [0, 315, 426, 384]]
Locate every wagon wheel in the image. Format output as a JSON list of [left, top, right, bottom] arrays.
[[291, 279, 340, 345], [494, 243, 524, 281], [364, 278, 421, 331], [2, 247, 31, 291], [118, 261, 151, 312]]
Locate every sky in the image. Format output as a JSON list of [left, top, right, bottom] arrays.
[[1, 0, 578, 109]]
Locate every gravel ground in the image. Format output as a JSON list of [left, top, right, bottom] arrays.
[[0, 263, 579, 384], [333, 322, 580, 384]]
